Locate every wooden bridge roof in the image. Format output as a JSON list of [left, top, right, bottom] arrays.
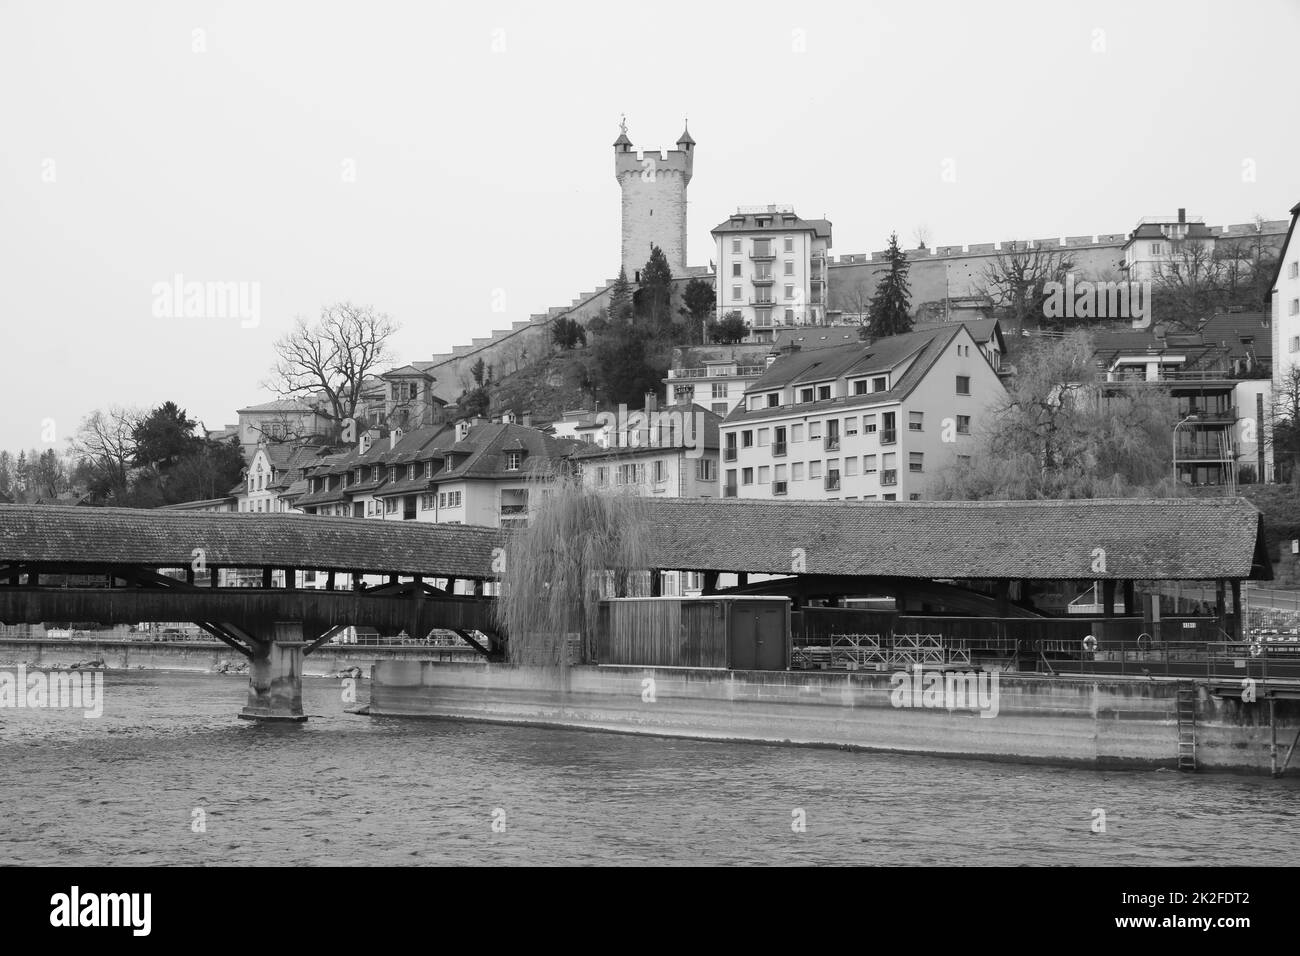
[[0, 505, 504, 579], [633, 497, 1273, 581], [0, 496, 1272, 584]]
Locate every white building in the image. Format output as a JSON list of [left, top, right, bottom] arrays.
[[712, 205, 832, 342], [1121, 209, 1219, 282], [664, 360, 768, 416], [1274, 202, 1300, 391], [720, 325, 1005, 502]]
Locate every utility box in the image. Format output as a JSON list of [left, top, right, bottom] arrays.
[[598, 596, 790, 671]]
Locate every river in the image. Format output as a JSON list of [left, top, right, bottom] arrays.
[[2, 670, 1297, 865]]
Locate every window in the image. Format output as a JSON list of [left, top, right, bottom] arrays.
[[784, 260, 794, 276], [712, 383, 727, 399], [863, 454, 877, 474], [420, 493, 435, 510], [909, 452, 924, 473], [884, 494, 897, 501], [784, 237, 793, 253], [845, 457, 859, 477], [711, 402, 727, 415], [775, 464, 788, 481], [784, 285, 794, 300], [724, 469, 738, 496], [1291, 299, 1300, 317], [653, 460, 667, 483], [1289, 261, 1299, 279], [881, 412, 897, 444], [754, 239, 772, 257], [825, 419, 840, 450], [809, 460, 823, 479], [844, 416, 858, 437], [799, 387, 814, 404], [1290, 336, 1300, 354], [809, 421, 822, 440], [817, 385, 831, 401], [696, 459, 715, 481], [767, 392, 781, 407], [1151, 242, 1164, 256], [385, 497, 398, 514], [757, 427, 770, 448], [505, 450, 523, 471], [448, 491, 462, 508], [825, 460, 840, 491], [854, 379, 868, 395], [732, 262, 742, 277], [863, 414, 877, 434], [742, 467, 754, 485], [909, 494, 921, 501], [792, 462, 805, 480], [755, 308, 772, 326], [956, 375, 971, 395], [791, 424, 804, 442], [732, 238, 741, 254], [909, 411, 924, 432], [957, 415, 971, 435], [742, 430, 754, 447], [757, 466, 770, 484], [872, 376, 888, 392]]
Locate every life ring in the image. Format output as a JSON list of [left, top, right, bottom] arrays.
[[1082, 635, 1098, 653], [1136, 633, 1150, 651], [1249, 641, 1263, 659]]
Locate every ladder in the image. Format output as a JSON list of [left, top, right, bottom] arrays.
[[1176, 683, 1197, 772]]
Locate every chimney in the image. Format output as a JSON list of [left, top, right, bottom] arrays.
[[644, 391, 657, 414], [1178, 208, 1186, 224], [521, 413, 532, 428], [765, 353, 779, 368], [390, 427, 403, 450], [455, 420, 470, 442], [359, 433, 372, 455], [472, 416, 487, 428]]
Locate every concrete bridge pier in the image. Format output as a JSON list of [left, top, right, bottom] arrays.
[[239, 622, 307, 722]]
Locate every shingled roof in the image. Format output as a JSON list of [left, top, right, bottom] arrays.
[[631, 497, 1271, 581], [0, 505, 504, 578]]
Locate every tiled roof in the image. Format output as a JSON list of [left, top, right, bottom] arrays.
[[724, 326, 963, 424], [631, 497, 1271, 581], [0, 504, 503, 577], [1199, 312, 1272, 360]]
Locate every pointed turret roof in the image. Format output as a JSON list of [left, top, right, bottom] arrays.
[[676, 123, 695, 146]]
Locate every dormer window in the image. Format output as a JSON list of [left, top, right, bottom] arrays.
[[505, 450, 523, 471], [408, 463, 417, 480], [389, 467, 398, 482]]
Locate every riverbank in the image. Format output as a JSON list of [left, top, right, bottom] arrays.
[[369, 660, 1300, 775], [0, 637, 477, 677]]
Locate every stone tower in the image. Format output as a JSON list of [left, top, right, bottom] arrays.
[[614, 119, 693, 281]]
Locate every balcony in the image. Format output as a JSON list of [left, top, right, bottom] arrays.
[[881, 469, 898, 486], [880, 429, 897, 445], [824, 474, 841, 492], [750, 247, 776, 260], [751, 275, 775, 285], [1180, 406, 1238, 422], [824, 436, 840, 451], [772, 480, 788, 496], [723, 447, 738, 462], [772, 441, 787, 457], [723, 484, 738, 498]]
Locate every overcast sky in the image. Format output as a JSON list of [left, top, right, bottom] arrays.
[[2, 0, 1297, 453]]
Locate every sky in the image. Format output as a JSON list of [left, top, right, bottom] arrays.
[[2, 0, 1298, 453]]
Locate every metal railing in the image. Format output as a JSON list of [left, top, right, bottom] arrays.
[[880, 429, 897, 445], [771, 441, 787, 457], [723, 447, 737, 462], [881, 469, 897, 486]]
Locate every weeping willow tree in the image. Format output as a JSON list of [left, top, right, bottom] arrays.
[[495, 464, 655, 669]]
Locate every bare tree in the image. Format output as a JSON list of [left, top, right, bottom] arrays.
[[69, 406, 143, 503], [912, 224, 932, 250], [1272, 365, 1300, 490], [1150, 240, 1223, 331], [266, 303, 398, 437], [837, 279, 873, 327], [978, 242, 1076, 338]]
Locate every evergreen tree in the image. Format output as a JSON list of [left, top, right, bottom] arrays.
[[14, 450, 28, 493], [0, 451, 11, 498], [639, 245, 674, 329], [863, 233, 913, 339], [609, 267, 634, 325]]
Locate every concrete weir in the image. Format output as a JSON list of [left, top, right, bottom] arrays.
[[369, 660, 1300, 775]]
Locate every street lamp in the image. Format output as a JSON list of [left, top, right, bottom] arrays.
[[1172, 413, 1200, 484]]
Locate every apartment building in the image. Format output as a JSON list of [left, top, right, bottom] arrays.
[[712, 205, 832, 341], [1274, 202, 1300, 393], [664, 361, 767, 415], [720, 325, 1005, 501], [573, 402, 722, 498]]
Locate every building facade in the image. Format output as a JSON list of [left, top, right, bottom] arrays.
[[720, 326, 1005, 502], [712, 205, 832, 341], [1273, 202, 1300, 396]]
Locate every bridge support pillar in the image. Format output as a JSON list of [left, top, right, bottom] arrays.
[[239, 622, 307, 722]]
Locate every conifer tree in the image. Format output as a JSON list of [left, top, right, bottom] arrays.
[[863, 233, 913, 339]]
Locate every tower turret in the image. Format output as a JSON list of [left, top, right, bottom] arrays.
[[614, 117, 693, 280]]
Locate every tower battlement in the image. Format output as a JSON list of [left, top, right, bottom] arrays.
[[615, 120, 694, 280]]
